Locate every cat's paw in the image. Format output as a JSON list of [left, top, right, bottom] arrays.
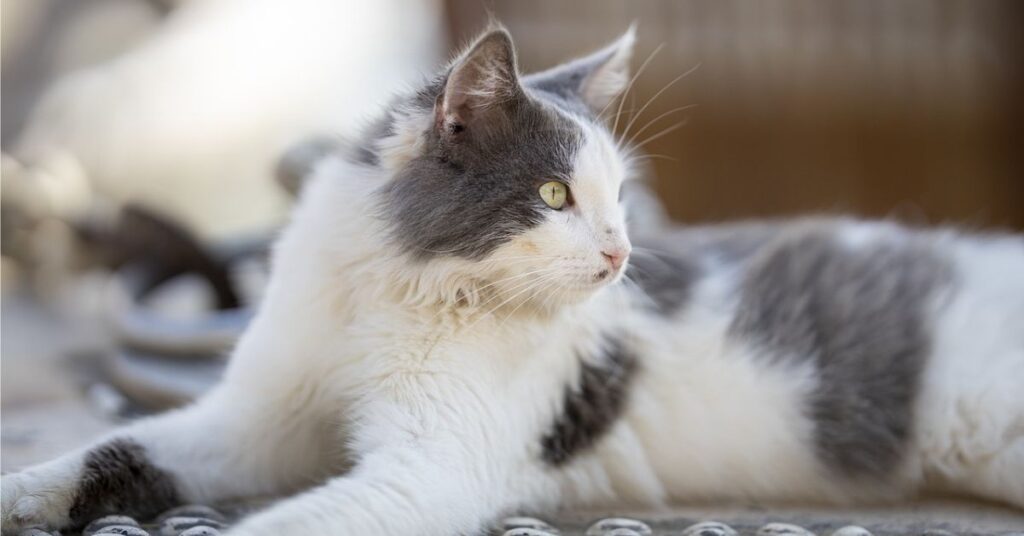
[[1, 468, 78, 532]]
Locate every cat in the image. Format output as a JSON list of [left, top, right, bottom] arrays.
[[3, 25, 1023, 535]]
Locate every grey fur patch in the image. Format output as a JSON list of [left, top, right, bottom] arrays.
[[650, 221, 782, 265], [626, 248, 699, 314], [541, 336, 639, 466], [275, 136, 340, 196], [625, 222, 782, 314], [347, 113, 396, 167], [729, 226, 954, 478], [69, 438, 180, 526], [378, 78, 583, 260]]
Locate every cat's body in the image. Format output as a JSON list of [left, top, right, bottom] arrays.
[[3, 26, 1023, 536]]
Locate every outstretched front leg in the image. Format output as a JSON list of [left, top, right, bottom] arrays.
[[1, 382, 337, 532], [226, 389, 552, 536]]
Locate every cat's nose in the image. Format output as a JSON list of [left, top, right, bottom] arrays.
[[601, 247, 630, 271]]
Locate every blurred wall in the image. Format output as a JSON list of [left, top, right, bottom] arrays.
[[447, 0, 1024, 230]]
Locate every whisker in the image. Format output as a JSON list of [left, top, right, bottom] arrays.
[[627, 153, 679, 163], [629, 120, 689, 151], [468, 266, 562, 316], [498, 272, 561, 328], [607, 43, 665, 135], [619, 273, 655, 308], [624, 104, 699, 148], [473, 266, 562, 294], [465, 271, 561, 331], [619, 62, 701, 146], [424, 264, 559, 324]]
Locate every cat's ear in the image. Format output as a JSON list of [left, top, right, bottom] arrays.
[[524, 25, 636, 114], [437, 28, 521, 134]]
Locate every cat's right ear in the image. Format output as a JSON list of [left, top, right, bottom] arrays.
[[436, 29, 521, 136], [523, 25, 635, 114]]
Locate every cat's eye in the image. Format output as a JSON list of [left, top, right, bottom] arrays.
[[539, 181, 569, 210]]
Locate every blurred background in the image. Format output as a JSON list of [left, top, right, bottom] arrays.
[[448, 1, 1024, 228], [1, 0, 1022, 473]]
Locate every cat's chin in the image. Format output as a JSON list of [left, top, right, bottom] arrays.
[[541, 279, 617, 308]]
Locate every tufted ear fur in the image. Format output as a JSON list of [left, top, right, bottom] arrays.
[[524, 26, 635, 114], [436, 29, 521, 135]]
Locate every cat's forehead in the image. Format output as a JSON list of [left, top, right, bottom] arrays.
[[516, 89, 618, 185], [475, 94, 584, 178], [571, 120, 626, 187], [438, 86, 621, 185]]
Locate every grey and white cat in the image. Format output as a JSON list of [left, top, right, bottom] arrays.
[[3, 26, 1023, 535]]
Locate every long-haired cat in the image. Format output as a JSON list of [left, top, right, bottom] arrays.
[[3, 26, 1023, 535]]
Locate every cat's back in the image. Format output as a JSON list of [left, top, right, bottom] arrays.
[[628, 216, 1024, 333], [619, 217, 1024, 503]]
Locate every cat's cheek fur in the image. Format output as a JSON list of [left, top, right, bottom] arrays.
[[479, 125, 633, 306], [488, 219, 609, 305]]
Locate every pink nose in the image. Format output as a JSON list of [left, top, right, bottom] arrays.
[[602, 248, 629, 270]]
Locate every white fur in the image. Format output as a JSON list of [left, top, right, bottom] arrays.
[[914, 233, 1024, 505]]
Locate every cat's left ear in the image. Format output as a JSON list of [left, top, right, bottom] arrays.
[[437, 28, 521, 135], [524, 25, 635, 113]]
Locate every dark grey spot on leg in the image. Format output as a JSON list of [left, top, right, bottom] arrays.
[[69, 439, 180, 527], [541, 336, 638, 466], [729, 227, 953, 478]]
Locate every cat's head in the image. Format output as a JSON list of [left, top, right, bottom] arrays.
[[367, 26, 636, 310]]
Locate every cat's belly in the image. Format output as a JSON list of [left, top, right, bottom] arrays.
[[588, 312, 833, 505], [549, 272, 831, 505]]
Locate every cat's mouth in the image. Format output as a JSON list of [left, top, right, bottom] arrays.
[[594, 260, 628, 284], [575, 265, 626, 293]]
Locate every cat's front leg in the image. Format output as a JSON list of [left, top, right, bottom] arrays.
[[227, 441, 519, 536], [1, 384, 334, 532], [226, 385, 546, 536]]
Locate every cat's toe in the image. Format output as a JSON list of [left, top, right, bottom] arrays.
[[1, 474, 75, 532], [2, 477, 30, 531], [7, 495, 61, 531], [6, 495, 47, 531]]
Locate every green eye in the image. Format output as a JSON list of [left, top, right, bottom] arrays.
[[539, 181, 568, 209]]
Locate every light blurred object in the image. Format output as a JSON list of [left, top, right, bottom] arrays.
[[2, 0, 444, 295]]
